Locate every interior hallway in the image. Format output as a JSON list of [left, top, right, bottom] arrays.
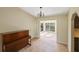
[[19, 32, 68, 52]]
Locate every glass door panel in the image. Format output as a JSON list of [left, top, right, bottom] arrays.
[[45, 23, 55, 32], [41, 23, 43, 31]]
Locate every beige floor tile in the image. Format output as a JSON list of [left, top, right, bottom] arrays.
[[19, 32, 68, 52]]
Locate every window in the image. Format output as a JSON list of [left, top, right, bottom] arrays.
[[45, 23, 55, 32], [40, 20, 56, 32], [41, 23, 43, 31]]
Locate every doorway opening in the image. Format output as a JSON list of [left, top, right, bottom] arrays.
[[71, 13, 79, 52], [40, 20, 57, 42]]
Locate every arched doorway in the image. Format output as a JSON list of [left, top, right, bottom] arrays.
[[71, 13, 79, 52]]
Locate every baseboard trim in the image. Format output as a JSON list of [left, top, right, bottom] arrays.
[[31, 37, 39, 39], [57, 41, 68, 47]]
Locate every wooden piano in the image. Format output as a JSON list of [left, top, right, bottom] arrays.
[[0, 30, 31, 52]]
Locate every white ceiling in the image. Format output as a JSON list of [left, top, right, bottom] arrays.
[[20, 7, 70, 17]]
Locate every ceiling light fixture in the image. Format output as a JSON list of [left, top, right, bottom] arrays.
[[38, 7, 44, 17]]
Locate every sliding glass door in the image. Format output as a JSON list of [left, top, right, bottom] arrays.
[[41, 23, 44, 31], [41, 22, 55, 32], [45, 23, 55, 32]]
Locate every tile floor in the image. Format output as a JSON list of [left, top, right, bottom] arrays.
[[19, 32, 68, 52]]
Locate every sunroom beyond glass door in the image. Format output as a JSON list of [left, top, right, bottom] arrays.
[[50, 23, 55, 32], [45, 23, 55, 32], [41, 23, 44, 31]]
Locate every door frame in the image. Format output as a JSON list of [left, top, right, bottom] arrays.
[[39, 20, 57, 39]]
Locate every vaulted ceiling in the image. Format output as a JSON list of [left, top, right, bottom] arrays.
[[20, 7, 70, 17]]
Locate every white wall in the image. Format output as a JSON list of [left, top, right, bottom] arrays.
[[68, 8, 79, 52], [36, 14, 68, 45], [0, 7, 37, 38]]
